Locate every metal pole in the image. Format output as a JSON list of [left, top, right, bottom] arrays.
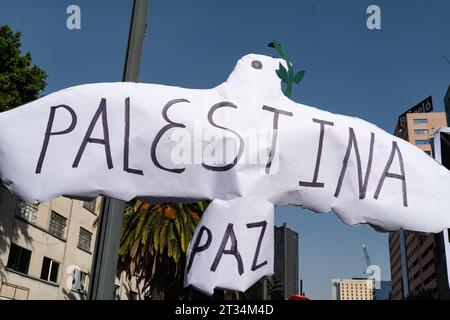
[[88, 0, 148, 300], [262, 278, 268, 300], [300, 279, 303, 296], [122, 0, 149, 82]]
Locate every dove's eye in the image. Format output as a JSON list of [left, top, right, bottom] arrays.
[[251, 60, 262, 70]]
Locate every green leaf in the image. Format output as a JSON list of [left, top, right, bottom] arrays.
[[287, 63, 294, 78], [293, 70, 305, 84], [284, 84, 292, 98], [276, 63, 289, 82], [277, 44, 289, 60], [159, 220, 168, 254], [270, 39, 282, 57]]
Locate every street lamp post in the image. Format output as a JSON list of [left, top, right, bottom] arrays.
[[88, 0, 148, 300]]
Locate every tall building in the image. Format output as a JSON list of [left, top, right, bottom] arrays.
[[389, 102, 448, 299], [444, 85, 450, 126], [0, 185, 100, 300], [331, 278, 374, 300], [431, 118, 450, 300], [388, 230, 409, 299], [273, 223, 299, 299], [375, 280, 392, 300]]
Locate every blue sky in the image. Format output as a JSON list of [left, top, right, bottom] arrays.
[[1, 0, 449, 299]]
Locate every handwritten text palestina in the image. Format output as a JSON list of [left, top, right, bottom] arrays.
[[1, 53, 450, 295], [0, 53, 448, 238], [35, 96, 407, 208]]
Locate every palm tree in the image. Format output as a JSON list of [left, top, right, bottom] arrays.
[[406, 288, 438, 300], [240, 278, 285, 300], [117, 200, 209, 299]]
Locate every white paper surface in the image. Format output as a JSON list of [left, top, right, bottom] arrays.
[[1, 53, 450, 294], [184, 197, 274, 295]]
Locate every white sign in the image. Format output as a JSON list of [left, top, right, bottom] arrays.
[[184, 197, 274, 295], [1, 54, 450, 294]]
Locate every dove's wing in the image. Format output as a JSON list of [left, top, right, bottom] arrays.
[[268, 95, 450, 233]]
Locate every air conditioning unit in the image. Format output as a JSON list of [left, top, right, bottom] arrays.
[[72, 269, 83, 292]]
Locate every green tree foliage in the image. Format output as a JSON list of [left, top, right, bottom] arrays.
[[240, 278, 285, 300], [0, 25, 47, 112], [406, 288, 438, 300], [118, 201, 284, 300], [118, 200, 209, 299]]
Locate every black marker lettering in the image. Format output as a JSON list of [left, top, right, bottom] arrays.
[[150, 99, 188, 173], [73, 98, 113, 169], [334, 128, 375, 199], [210, 223, 244, 275], [262, 105, 293, 174], [299, 118, 334, 188], [246, 220, 268, 271], [374, 141, 408, 207], [186, 226, 212, 273], [36, 105, 77, 174], [202, 102, 244, 171], [123, 97, 143, 175]]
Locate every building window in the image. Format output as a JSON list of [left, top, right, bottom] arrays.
[[83, 200, 96, 214], [16, 201, 38, 223], [413, 119, 428, 124], [415, 140, 429, 145], [78, 228, 93, 252], [72, 269, 88, 292], [48, 211, 67, 239], [423, 274, 434, 285], [423, 258, 434, 271], [7, 243, 31, 274], [414, 129, 429, 135], [40, 257, 60, 283]]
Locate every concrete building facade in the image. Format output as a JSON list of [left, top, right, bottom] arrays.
[[389, 109, 448, 299], [0, 185, 150, 300], [375, 280, 392, 300], [331, 278, 374, 300], [0, 186, 100, 300], [273, 223, 299, 299], [388, 230, 408, 299]]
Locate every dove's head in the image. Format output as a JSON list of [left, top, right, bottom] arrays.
[[218, 54, 287, 101]]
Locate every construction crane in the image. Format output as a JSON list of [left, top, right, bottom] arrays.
[[362, 244, 374, 276]]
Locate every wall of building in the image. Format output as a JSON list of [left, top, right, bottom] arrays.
[[388, 231, 405, 299], [405, 112, 446, 154], [375, 280, 392, 300], [0, 185, 100, 300], [334, 279, 374, 300], [389, 110, 448, 299], [405, 112, 446, 297], [273, 223, 299, 299]]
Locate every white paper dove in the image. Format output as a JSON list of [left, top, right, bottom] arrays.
[[1, 54, 450, 295]]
